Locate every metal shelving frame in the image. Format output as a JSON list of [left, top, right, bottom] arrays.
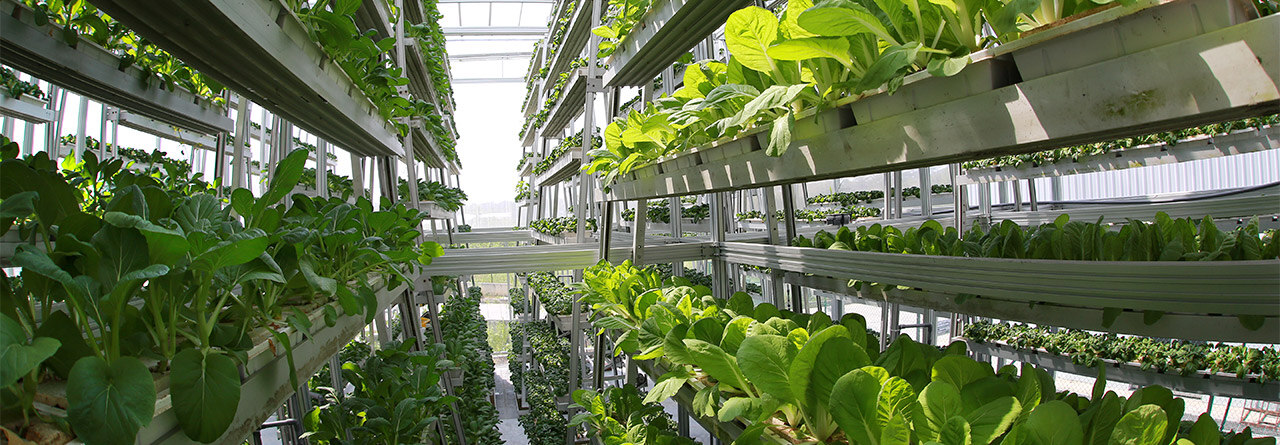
[[601, 0, 752, 87], [571, 4, 1280, 442], [86, 0, 405, 158], [957, 125, 1280, 185], [0, 0, 233, 136], [604, 16, 1279, 200]]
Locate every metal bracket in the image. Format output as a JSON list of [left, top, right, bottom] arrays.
[[104, 107, 120, 122], [585, 74, 606, 93]]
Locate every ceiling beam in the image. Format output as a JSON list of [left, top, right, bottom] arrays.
[[443, 26, 547, 36]]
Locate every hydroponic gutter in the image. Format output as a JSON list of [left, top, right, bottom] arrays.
[[86, 0, 405, 157]]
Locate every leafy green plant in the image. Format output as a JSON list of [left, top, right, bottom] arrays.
[[575, 260, 1269, 445], [569, 384, 700, 445], [964, 321, 1280, 382], [529, 216, 598, 236], [528, 272, 575, 316], [18, 0, 227, 105], [1, 67, 46, 100], [963, 115, 1280, 170], [585, 0, 1132, 185], [0, 145, 443, 444], [302, 340, 456, 445], [793, 213, 1278, 263], [439, 280, 505, 444]]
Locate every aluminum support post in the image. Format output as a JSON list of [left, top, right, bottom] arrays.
[[1011, 180, 1023, 212], [918, 167, 932, 217], [214, 131, 228, 197], [73, 95, 88, 159], [949, 164, 964, 233], [780, 185, 802, 308], [882, 173, 892, 220], [404, 122, 420, 210], [709, 192, 729, 301], [423, 282, 467, 445], [231, 95, 250, 189], [763, 187, 785, 307], [892, 171, 904, 219], [977, 183, 992, 231], [599, 201, 614, 262], [1028, 179, 1040, 211], [632, 199, 647, 264]]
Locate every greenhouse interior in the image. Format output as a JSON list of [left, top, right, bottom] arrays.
[[0, 0, 1278, 443]]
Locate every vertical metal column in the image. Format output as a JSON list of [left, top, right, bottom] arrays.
[[780, 185, 802, 311], [891, 171, 904, 220], [231, 96, 250, 189], [1027, 179, 1040, 211], [763, 187, 785, 307], [709, 192, 729, 301], [316, 140, 330, 199], [73, 96, 88, 159], [918, 167, 932, 217], [423, 284, 468, 445], [632, 200, 647, 265], [949, 163, 964, 233]]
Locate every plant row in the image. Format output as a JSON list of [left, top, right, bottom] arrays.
[[962, 115, 1280, 171], [514, 180, 537, 202], [533, 128, 599, 175], [18, 0, 226, 105], [439, 285, 505, 444], [286, 0, 454, 147], [575, 260, 1269, 445], [520, 57, 604, 139], [962, 321, 1279, 383], [528, 271, 575, 316], [736, 205, 881, 222], [398, 178, 469, 211], [569, 384, 700, 445], [302, 339, 456, 444], [0, 139, 443, 444], [794, 213, 1278, 262], [1, 67, 45, 101], [514, 319, 571, 445], [529, 216, 598, 236], [584, 0, 1141, 185], [808, 184, 953, 206], [622, 201, 711, 223], [536, 0, 580, 80]]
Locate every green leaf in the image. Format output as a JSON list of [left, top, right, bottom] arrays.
[[916, 381, 964, 442], [737, 334, 797, 402], [941, 416, 974, 445], [830, 368, 883, 445], [1185, 413, 1220, 445], [67, 356, 156, 445], [882, 412, 912, 445], [0, 313, 60, 387], [644, 370, 688, 404], [1007, 401, 1084, 445], [798, 0, 897, 42], [34, 310, 92, 378], [683, 339, 751, 391], [932, 355, 993, 390], [719, 396, 756, 422], [725, 7, 782, 75], [170, 349, 241, 442], [258, 149, 309, 212], [1108, 405, 1167, 445], [768, 37, 853, 68], [767, 111, 795, 157], [966, 396, 1020, 445]]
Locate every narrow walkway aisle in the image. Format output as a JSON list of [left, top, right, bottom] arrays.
[[492, 354, 529, 445]]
